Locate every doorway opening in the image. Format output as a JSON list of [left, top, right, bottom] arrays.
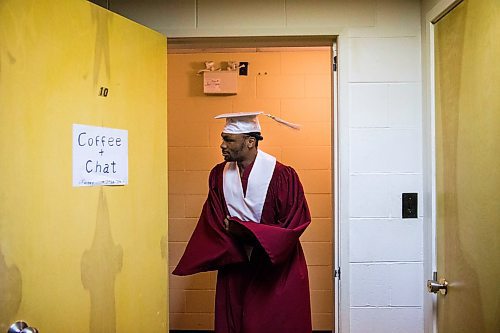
[[166, 36, 338, 332]]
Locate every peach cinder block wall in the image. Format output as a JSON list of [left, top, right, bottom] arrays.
[[168, 49, 333, 330]]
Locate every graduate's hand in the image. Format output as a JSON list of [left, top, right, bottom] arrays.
[[223, 216, 240, 234]]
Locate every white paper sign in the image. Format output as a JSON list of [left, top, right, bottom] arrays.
[[73, 124, 128, 187]]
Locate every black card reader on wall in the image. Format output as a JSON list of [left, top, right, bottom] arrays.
[[402, 193, 418, 219]]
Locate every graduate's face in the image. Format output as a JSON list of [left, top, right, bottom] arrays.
[[220, 133, 254, 162]]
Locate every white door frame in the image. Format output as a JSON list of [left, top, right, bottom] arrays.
[[336, 33, 351, 333], [422, 1, 463, 332], [167, 36, 343, 332], [332, 39, 341, 333]]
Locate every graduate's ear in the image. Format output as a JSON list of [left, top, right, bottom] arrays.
[[246, 135, 256, 148]]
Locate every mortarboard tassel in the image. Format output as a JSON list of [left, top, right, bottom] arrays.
[[264, 114, 301, 130]]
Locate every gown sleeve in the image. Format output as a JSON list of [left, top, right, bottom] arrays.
[[172, 165, 247, 276], [228, 164, 311, 265]]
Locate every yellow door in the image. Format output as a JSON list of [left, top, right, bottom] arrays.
[[434, 0, 500, 332], [0, 1, 168, 332]]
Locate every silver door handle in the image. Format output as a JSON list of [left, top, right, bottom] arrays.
[[427, 278, 448, 295], [8, 321, 39, 333]]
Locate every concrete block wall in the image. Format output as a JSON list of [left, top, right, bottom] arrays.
[[342, 2, 424, 331], [167, 50, 333, 330]]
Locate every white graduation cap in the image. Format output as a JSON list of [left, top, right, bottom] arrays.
[[215, 111, 300, 134]]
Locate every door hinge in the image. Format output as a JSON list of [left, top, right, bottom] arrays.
[[334, 267, 341, 279], [333, 55, 338, 72]]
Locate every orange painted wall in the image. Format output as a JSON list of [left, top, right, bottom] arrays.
[[167, 50, 333, 330]]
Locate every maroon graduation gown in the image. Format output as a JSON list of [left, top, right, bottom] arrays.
[[173, 160, 312, 333]]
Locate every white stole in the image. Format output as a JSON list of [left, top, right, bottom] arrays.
[[223, 150, 276, 223]]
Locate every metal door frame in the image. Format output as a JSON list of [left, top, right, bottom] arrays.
[[167, 36, 341, 332]]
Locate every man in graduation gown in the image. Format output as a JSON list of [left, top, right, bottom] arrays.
[[173, 112, 312, 333]]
